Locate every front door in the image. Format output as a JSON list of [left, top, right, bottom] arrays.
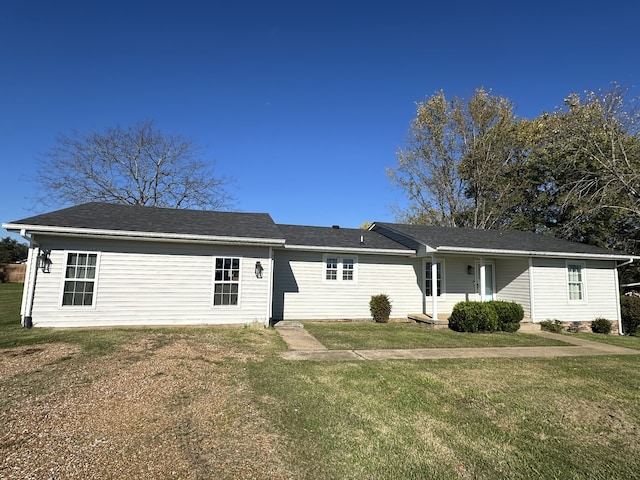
[[475, 261, 495, 301]]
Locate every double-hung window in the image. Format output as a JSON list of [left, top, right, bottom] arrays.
[[567, 262, 585, 301], [425, 261, 443, 297], [214, 257, 240, 306], [324, 255, 357, 283], [62, 252, 98, 306], [325, 257, 339, 280]]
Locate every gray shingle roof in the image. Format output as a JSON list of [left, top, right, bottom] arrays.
[[277, 224, 412, 251], [6, 202, 284, 240], [375, 222, 627, 257]]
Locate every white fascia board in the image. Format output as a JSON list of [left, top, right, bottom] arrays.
[[282, 244, 415, 256], [3, 223, 285, 247], [436, 245, 636, 261]]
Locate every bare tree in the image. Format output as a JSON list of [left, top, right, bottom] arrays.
[[35, 120, 234, 210]]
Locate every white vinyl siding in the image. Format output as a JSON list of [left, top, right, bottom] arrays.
[[495, 257, 531, 317], [273, 250, 422, 320], [531, 258, 619, 323], [26, 236, 272, 327]]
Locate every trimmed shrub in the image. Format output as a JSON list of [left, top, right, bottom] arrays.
[[591, 317, 612, 334], [620, 296, 640, 335], [540, 319, 563, 333], [370, 294, 391, 323], [449, 302, 498, 333], [490, 300, 524, 333]]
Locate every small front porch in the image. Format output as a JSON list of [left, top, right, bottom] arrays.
[[408, 313, 450, 329], [409, 313, 540, 332]]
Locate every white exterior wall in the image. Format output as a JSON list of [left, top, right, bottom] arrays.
[[27, 235, 273, 327], [531, 258, 620, 323], [272, 249, 422, 320], [495, 257, 531, 317]]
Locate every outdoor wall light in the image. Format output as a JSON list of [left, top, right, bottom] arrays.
[[39, 249, 52, 273], [255, 261, 263, 278], [467, 265, 474, 275]]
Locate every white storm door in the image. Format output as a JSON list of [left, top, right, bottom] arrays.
[[475, 262, 495, 301]]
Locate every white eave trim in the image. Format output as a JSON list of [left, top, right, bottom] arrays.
[[281, 243, 415, 256], [435, 245, 636, 261], [2, 223, 286, 247]]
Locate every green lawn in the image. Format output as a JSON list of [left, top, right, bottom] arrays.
[[568, 331, 640, 350], [247, 354, 640, 479], [303, 320, 572, 349], [2, 283, 640, 479]]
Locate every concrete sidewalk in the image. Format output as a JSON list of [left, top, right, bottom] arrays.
[[275, 322, 640, 361]]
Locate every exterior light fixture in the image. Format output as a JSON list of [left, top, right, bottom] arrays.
[[39, 249, 52, 273], [467, 265, 474, 275], [255, 261, 263, 278]]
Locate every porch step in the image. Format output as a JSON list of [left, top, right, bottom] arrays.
[[408, 313, 450, 329], [518, 318, 540, 333]]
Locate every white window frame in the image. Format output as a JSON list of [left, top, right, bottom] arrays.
[[566, 261, 586, 303], [213, 257, 242, 307], [425, 260, 445, 298], [59, 251, 100, 308], [323, 254, 358, 283]]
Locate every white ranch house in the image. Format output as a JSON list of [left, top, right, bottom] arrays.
[[3, 203, 636, 332]]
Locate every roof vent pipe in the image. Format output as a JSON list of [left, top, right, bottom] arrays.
[[360, 235, 364, 245]]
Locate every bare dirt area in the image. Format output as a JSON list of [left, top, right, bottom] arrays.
[[0, 333, 294, 479]]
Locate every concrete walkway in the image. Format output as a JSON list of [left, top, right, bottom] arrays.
[[274, 322, 640, 361]]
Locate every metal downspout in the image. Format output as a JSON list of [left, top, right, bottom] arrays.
[[528, 257, 536, 322], [615, 258, 634, 335], [266, 247, 274, 327], [19, 229, 38, 328]]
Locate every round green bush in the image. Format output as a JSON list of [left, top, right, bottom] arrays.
[[591, 317, 612, 334], [540, 319, 564, 333], [369, 294, 391, 323], [501, 321, 521, 333], [449, 301, 498, 333], [621, 296, 640, 335], [490, 301, 524, 332]]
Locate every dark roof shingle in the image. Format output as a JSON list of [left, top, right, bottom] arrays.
[[375, 222, 626, 256], [7, 202, 283, 240]]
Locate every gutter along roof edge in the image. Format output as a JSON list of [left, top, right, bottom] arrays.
[[3, 223, 286, 246]]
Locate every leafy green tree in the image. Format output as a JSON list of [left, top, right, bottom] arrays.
[[388, 88, 534, 228], [0, 237, 28, 264]]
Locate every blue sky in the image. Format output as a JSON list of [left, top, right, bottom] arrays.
[[2, 1, 639, 241]]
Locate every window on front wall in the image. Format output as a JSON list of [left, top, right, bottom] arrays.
[[567, 262, 585, 301], [62, 252, 98, 306], [425, 261, 443, 297], [325, 257, 338, 280], [214, 257, 240, 306], [324, 255, 357, 282]]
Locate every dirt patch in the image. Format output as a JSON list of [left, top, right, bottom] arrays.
[[0, 335, 294, 479], [0, 343, 81, 381]]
